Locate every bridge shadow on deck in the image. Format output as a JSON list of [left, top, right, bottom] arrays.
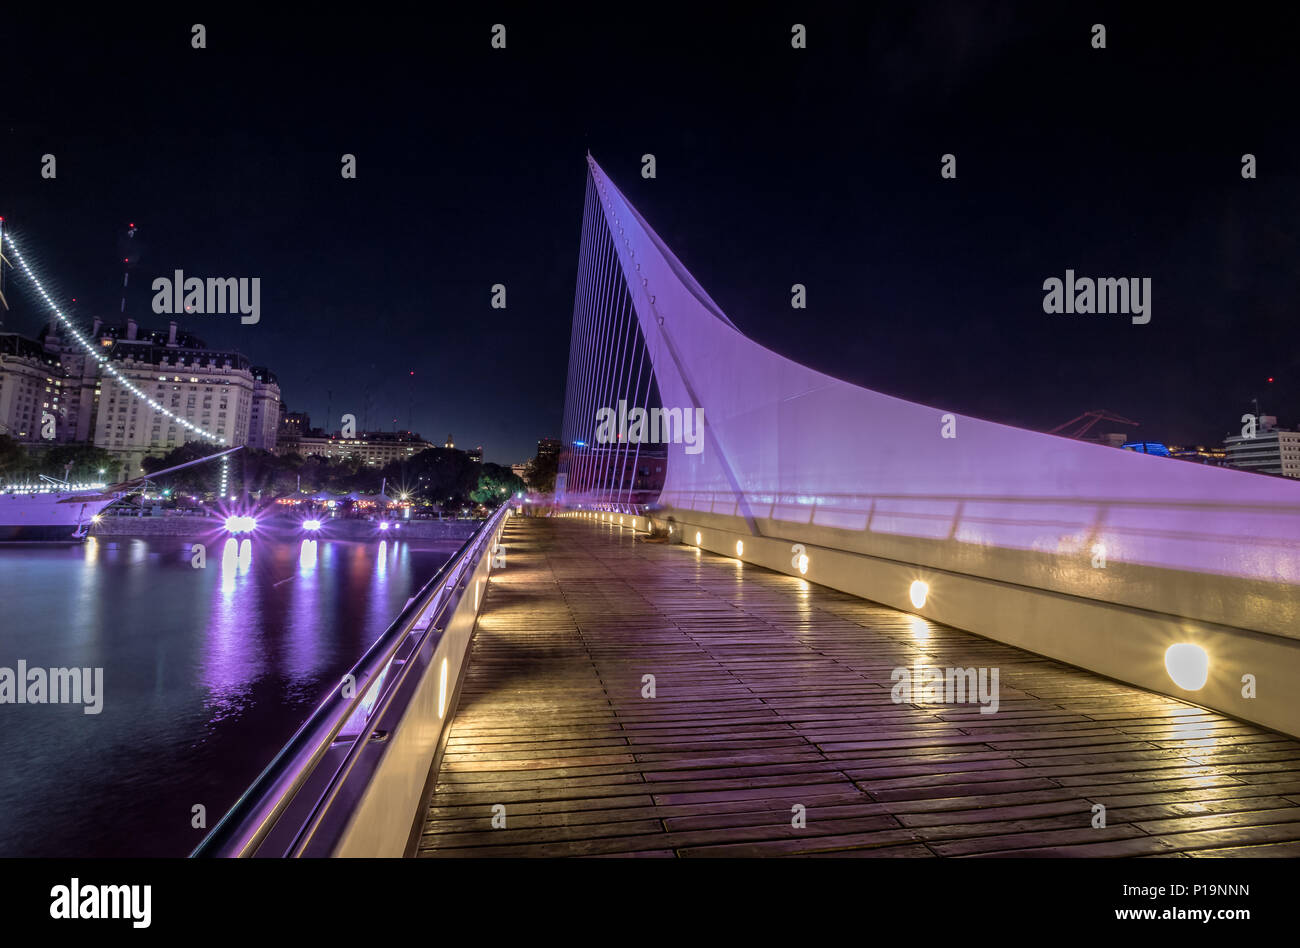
[[418, 517, 1300, 857]]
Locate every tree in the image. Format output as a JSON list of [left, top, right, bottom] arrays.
[[33, 443, 118, 482], [141, 441, 228, 494], [397, 448, 480, 506], [0, 435, 31, 481], [470, 463, 526, 505], [525, 451, 558, 494]]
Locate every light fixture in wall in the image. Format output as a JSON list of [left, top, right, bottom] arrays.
[[438, 658, 449, 718], [909, 580, 929, 609], [1165, 643, 1209, 691]]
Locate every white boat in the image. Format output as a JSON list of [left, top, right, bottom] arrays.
[[0, 446, 242, 541]]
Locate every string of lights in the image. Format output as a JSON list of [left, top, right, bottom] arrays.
[[2, 227, 226, 447]]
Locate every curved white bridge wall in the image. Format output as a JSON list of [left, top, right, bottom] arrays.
[[581, 157, 1300, 737]]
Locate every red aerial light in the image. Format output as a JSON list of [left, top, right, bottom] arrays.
[[1268, 377, 1275, 383]]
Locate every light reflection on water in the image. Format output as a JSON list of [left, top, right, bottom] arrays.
[[0, 534, 462, 857]]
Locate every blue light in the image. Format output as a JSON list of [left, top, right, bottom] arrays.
[[1122, 441, 1171, 457]]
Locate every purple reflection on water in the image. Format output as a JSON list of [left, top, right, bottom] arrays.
[[0, 534, 466, 856]]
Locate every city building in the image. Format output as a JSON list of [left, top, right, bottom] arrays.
[[89, 319, 270, 475], [1169, 445, 1227, 466], [510, 462, 529, 484], [247, 366, 281, 452], [2, 317, 285, 476], [279, 409, 311, 440], [467, 445, 483, 463], [0, 333, 62, 442], [283, 430, 434, 466], [39, 318, 101, 442], [1223, 416, 1300, 479], [561, 444, 665, 500], [537, 437, 561, 460]]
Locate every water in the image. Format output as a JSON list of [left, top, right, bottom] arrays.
[[0, 534, 463, 856]]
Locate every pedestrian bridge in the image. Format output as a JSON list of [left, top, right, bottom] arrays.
[[414, 515, 1300, 858], [196, 511, 1300, 857], [197, 155, 1300, 857]]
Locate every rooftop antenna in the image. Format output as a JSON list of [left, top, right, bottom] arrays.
[[120, 222, 137, 316], [0, 216, 10, 323]]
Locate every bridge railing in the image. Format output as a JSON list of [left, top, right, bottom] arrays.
[[192, 503, 512, 858]]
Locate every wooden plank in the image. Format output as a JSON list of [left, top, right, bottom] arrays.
[[416, 517, 1300, 858]]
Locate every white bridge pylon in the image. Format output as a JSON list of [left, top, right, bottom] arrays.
[[559, 155, 1300, 738]]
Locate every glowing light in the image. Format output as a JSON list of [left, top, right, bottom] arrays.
[[225, 515, 256, 534], [302, 519, 321, 531], [1165, 643, 1209, 691], [909, 580, 929, 609], [379, 521, 390, 530], [797, 553, 809, 575], [438, 658, 449, 719], [90, 514, 102, 524], [695, 532, 702, 545], [735, 540, 744, 557]]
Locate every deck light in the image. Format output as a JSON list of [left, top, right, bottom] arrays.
[[1165, 644, 1209, 691], [909, 580, 929, 609]]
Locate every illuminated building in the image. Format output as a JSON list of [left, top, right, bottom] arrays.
[[1224, 416, 1300, 479]]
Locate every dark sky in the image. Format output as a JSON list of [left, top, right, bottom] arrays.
[[2, 3, 1298, 462]]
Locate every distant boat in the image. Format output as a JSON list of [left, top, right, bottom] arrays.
[[0, 446, 242, 541]]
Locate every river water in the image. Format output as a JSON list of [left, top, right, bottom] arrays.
[[0, 533, 463, 856]]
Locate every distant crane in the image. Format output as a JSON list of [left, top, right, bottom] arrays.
[[1049, 409, 1140, 441]]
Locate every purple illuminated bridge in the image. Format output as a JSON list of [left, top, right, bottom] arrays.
[[204, 158, 1300, 858]]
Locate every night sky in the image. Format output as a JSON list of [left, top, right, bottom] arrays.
[[3, 4, 1298, 463]]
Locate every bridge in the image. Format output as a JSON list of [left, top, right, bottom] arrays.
[[196, 157, 1300, 857]]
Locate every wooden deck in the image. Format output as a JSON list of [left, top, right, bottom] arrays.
[[417, 517, 1300, 857]]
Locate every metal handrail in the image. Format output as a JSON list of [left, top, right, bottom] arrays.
[[192, 503, 510, 858], [285, 509, 502, 856]]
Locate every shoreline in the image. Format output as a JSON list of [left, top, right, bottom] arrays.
[[88, 515, 484, 541]]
